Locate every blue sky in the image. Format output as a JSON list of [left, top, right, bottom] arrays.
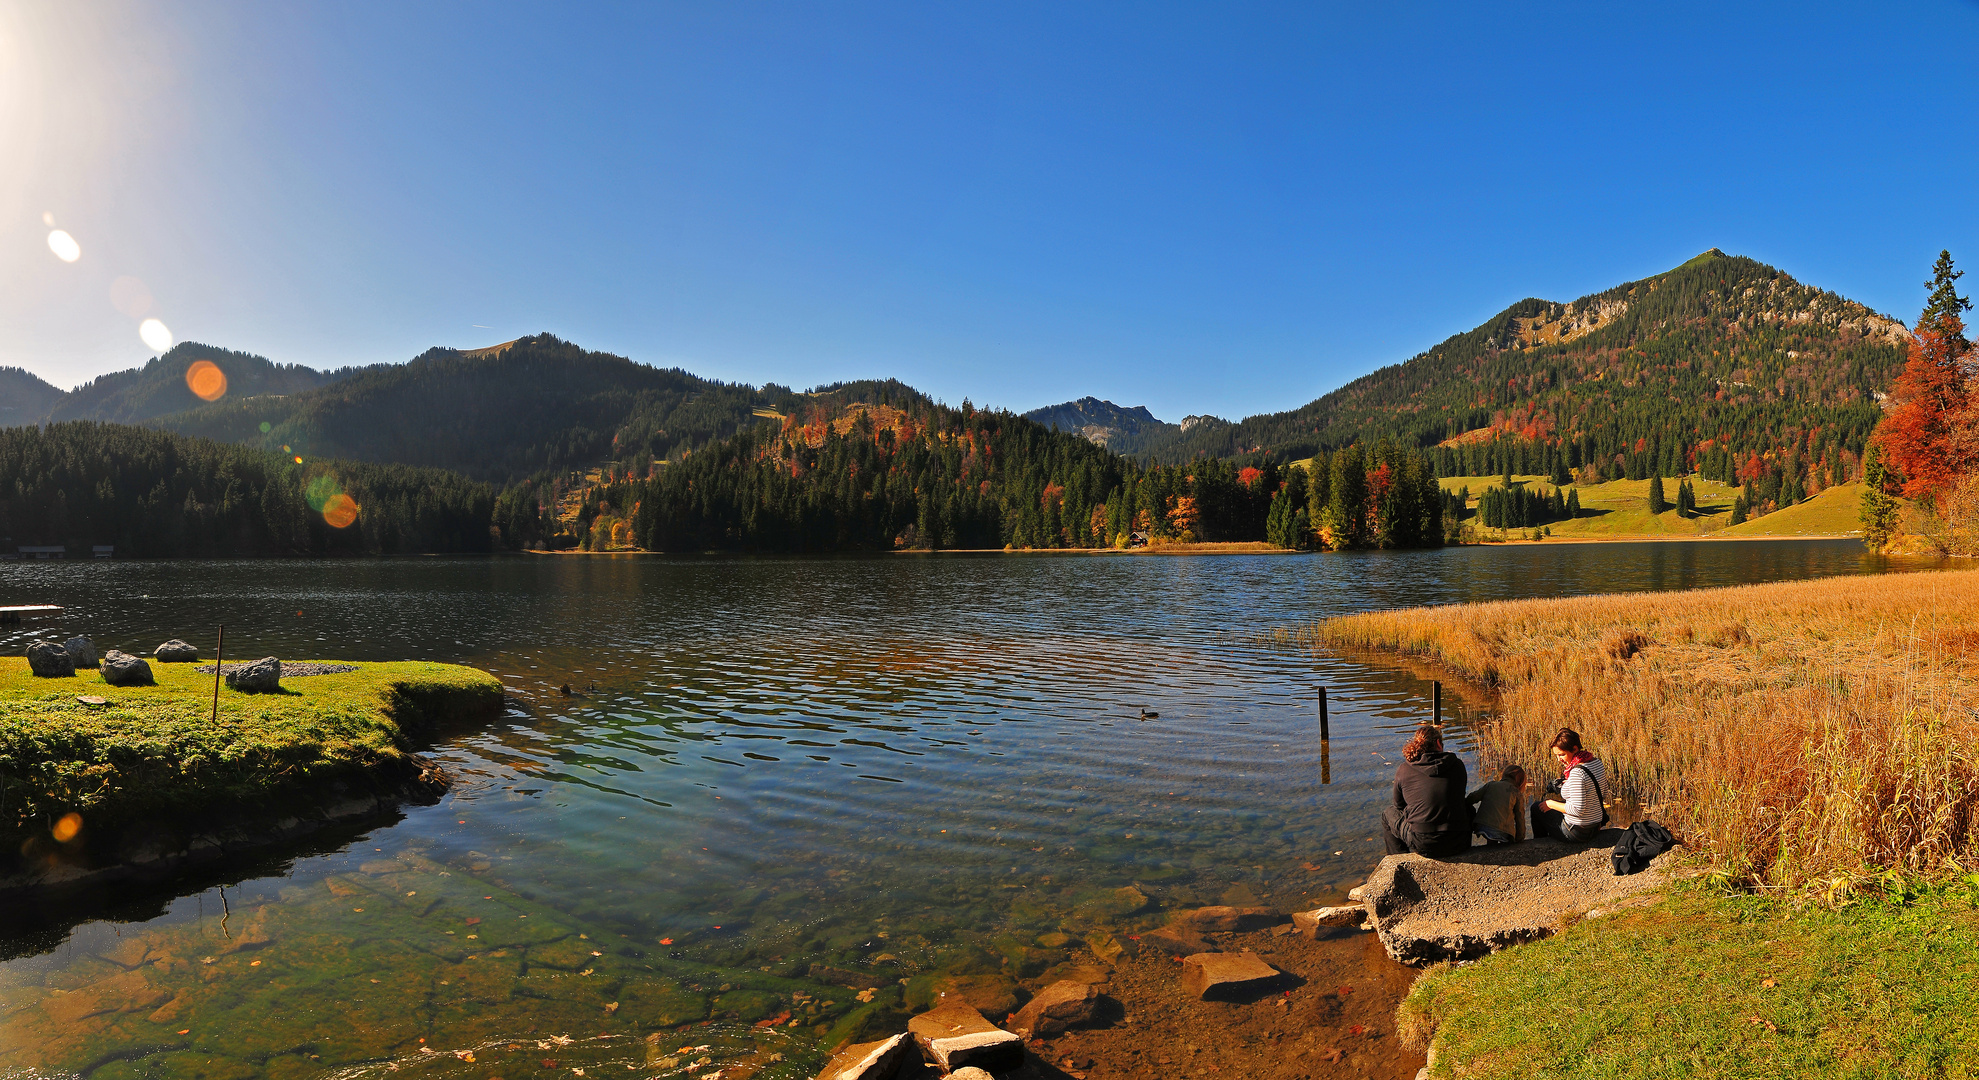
[[6, 1, 1978, 422]]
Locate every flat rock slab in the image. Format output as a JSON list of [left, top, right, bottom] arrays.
[[909, 1002, 1023, 1074], [818, 1033, 912, 1080], [1180, 951, 1279, 1001], [1361, 834, 1676, 965], [1009, 979, 1104, 1037]]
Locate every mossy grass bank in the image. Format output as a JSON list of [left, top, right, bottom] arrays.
[[0, 658, 502, 854], [1401, 882, 1979, 1077]]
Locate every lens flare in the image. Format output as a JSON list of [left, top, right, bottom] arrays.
[[52, 812, 82, 842], [185, 359, 227, 401], [47, 230, 80, 262], [110, 276, 154, 318], [305, 474, 340, 509], [140, 318, 174, 353], [323, 493, 360, 529]]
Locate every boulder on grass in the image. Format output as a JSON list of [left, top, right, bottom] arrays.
[[225, 657, 282, 693], [63, 636, 98, 668], [155, 640, 199, 663], [908, 1003, 1023, 1074], [26, 641, 75, 678], [1008, 979, 1104, 1037], [100, 650, 156, 687]]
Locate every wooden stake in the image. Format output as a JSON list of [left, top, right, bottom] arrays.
[[1317, 685, 1330, 741], [212, 624, 224, 725], [1433, 681, 1442, 726]]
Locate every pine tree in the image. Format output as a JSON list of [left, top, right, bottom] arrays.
[[1860, 443, 1901, 550], [1566, 488, 1581, 518], [1923, 249, 1973, 352], [1648, 472, 1667, 514], [1730, 496, 1748, 525]]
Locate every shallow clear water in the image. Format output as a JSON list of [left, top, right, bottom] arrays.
[[0, 541, 1947, 1078]]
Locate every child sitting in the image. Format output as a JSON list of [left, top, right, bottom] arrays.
[[1467, 765, 1528, 845]]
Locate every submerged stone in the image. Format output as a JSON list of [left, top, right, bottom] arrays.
[[1172, 905, 1284, 933], [1292, 905, 1366, 938], [1179, 951, 1279, 1001], [1008, 979, 1104, 1037]]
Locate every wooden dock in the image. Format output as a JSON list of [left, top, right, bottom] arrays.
[[0, 605, 64, 625]]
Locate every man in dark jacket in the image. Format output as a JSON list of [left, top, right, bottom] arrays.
[[1379, 725, 1473, 857]]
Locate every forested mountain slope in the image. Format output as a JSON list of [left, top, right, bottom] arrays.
[[0, 367, 65, 426], [1135, 250, 1910, 484], [46, 343, 352, 424], [156, 335, 789, 483]]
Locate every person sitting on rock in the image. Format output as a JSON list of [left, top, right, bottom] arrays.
[[1531, 728, 1609, 843], [1466, 765, 1527, 845], [1379, 725, 1472, 858]]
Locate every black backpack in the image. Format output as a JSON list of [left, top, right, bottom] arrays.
[[1611, 820, 1677, 875]]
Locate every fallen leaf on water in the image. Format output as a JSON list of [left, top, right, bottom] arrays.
[[177, 1029, 189, 1035], [1348, 1025, 1365, 1036], [659, 937, 674, 945], [855, 988, 877, 1003], [250, 960, 262, 967], [591, 950, 603, 957], [1337, 985, 1354, 996], [551, 1035, 574, 1046], [1321, 1048, 1342, 1063], [580, 968, 595, 976], [604, 1002, 620, 1015], [454, 1051, 475, 1062], [466, 917, 481, 926], [406, 891, 417, 897], [1301, 862, 1321, 871]]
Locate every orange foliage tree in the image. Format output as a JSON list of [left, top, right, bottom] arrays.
[[1880, 317, 1976, 506]]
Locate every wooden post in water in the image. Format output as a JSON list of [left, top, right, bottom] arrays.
[[212, 625, 224, 725], [1433, 681, 1442, 726], [1318, 685, 1331, 784]]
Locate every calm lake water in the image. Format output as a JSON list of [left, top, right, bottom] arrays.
[[0, 541, 1948, 1078]]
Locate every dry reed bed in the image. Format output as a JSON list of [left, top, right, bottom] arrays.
[[1312, 569, 1979, 890]]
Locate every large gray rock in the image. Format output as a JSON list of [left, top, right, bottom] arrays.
[[225, 657, 282, 693], [1359, 836, 1675, 966], [63, 636, 98, 668], [100, 650, 156, 687], [26, 641, 75, 678], [155, 639, 199, 663]]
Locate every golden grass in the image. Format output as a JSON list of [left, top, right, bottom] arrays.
[[1313, 570, 1979, 890]]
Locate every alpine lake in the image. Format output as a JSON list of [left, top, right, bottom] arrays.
[[0, 540, 1950, 1079]]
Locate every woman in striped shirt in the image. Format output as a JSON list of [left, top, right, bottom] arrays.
[[1530, 727, 1608, 842]]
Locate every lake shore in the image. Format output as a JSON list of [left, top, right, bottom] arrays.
[[0, 657, 502, 897], [1313, 568, 1979, 1076]]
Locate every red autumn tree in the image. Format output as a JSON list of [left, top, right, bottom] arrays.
[[1879, 316, 1975, 505]]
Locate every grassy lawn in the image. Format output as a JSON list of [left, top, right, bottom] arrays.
[[1435, 474, 1862, 539], [1402, 883, 1979, 1078], [0, 657, 501, 845]]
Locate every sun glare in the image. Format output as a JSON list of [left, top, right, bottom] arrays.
[[185, 359, 227, 401], [111, 276, 154, 318], [140, 318, 175, 353], [322, 493, 360, 529], [46, 229, 80, 262]]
